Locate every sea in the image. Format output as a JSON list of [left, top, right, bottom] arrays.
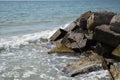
[[0, 0, 120, 80]]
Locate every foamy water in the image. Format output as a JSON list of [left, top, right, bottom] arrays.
[[0, 24, 110, 80], [0, 29, 56, 49], [0, 0, 120, 80]]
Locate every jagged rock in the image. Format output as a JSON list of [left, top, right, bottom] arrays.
[[94, 24, 120, 47], [61, 32, 87, 51], [49, 28, 67, 41], [64, 22, 79, 32], [75, 11, 94, 30], [65, 11, 93, 32], [87, 11, 115, 30], [77, 11, 94, 20], [48, 43, 75, 54], [62, 54, 103, 77], [110, 63, 120, 80], [110, 14, 120, 33], [112, 44, 120, 57]]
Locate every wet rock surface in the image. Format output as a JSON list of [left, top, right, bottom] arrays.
[[48, 11, 120, 80]]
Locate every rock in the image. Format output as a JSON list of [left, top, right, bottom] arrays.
[[87, 11, 115, 30], [62, 54, 103, 77], [50, 38, 63, 45], [110, 63, 120, 80], [75, 11, 94, 30], [94, 43, 114, 57], [94, 25, 120, 47], [48, 43, 75, 54], [61, 32, 87, 51], [110, 14, 120, 33], [112, 44, 120, 57], [64, 22, 79, 32], [76, 11, 94, 23], [79, 17, 87, 30], [84, 31, 94, 40], [49, 28, 67, 41]]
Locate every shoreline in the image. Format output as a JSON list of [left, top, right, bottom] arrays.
[[48, 11, 120, 80]]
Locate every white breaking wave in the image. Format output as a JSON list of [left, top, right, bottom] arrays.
[[0, 23, 71, 50], [0, 29, 57, 50], [60, 23, 71, 29]]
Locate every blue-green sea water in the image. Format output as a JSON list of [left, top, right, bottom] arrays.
[[0, 0, 120, 80]]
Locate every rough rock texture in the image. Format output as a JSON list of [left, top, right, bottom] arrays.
[[112, 45, 120, 57], [94, 43, 114, 57], [75, 11, 94, 30], [110, 63, 120, 80], [87, 11, 115, 30], [110, 14, 120, 33], [48, 11, 120, 79], [61, 32, 86, 50], [65, 22, 79, 32], [49, 28, 67, 41], [62, 53, 103, 77], [94, 25, 120, 47], [48, 43, 75, 54]]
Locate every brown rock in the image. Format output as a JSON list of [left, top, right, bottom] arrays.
[[61, 32, 87, 50], [94, 43, 114, 57], [110, 63, 120, 80], [49, 28, 67, 41], [76, 11, 94, 23], [75, 11, 94, 30], [62, 54, 103, 77], [48, 43, 75, 54], [94, 25, 120, 47], [110, 14, 120, 33], [64, 22, 79, 32], [112, 45, 120, 57], [87, 11, 115, 30]]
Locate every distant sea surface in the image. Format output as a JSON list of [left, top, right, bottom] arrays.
[[0, 0, 120, 80]]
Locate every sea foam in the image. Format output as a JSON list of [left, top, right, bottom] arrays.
[[0, 29, 56, 50], [0, 23, 71, 51]]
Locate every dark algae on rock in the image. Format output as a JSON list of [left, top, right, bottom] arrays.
[[48, 11, 120, 80]]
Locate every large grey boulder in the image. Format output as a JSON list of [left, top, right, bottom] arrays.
[[110, 14, 120, 33], [87, 11, 115, 30], [49, 28, 67, 41], [94, 25, 120, 47]]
